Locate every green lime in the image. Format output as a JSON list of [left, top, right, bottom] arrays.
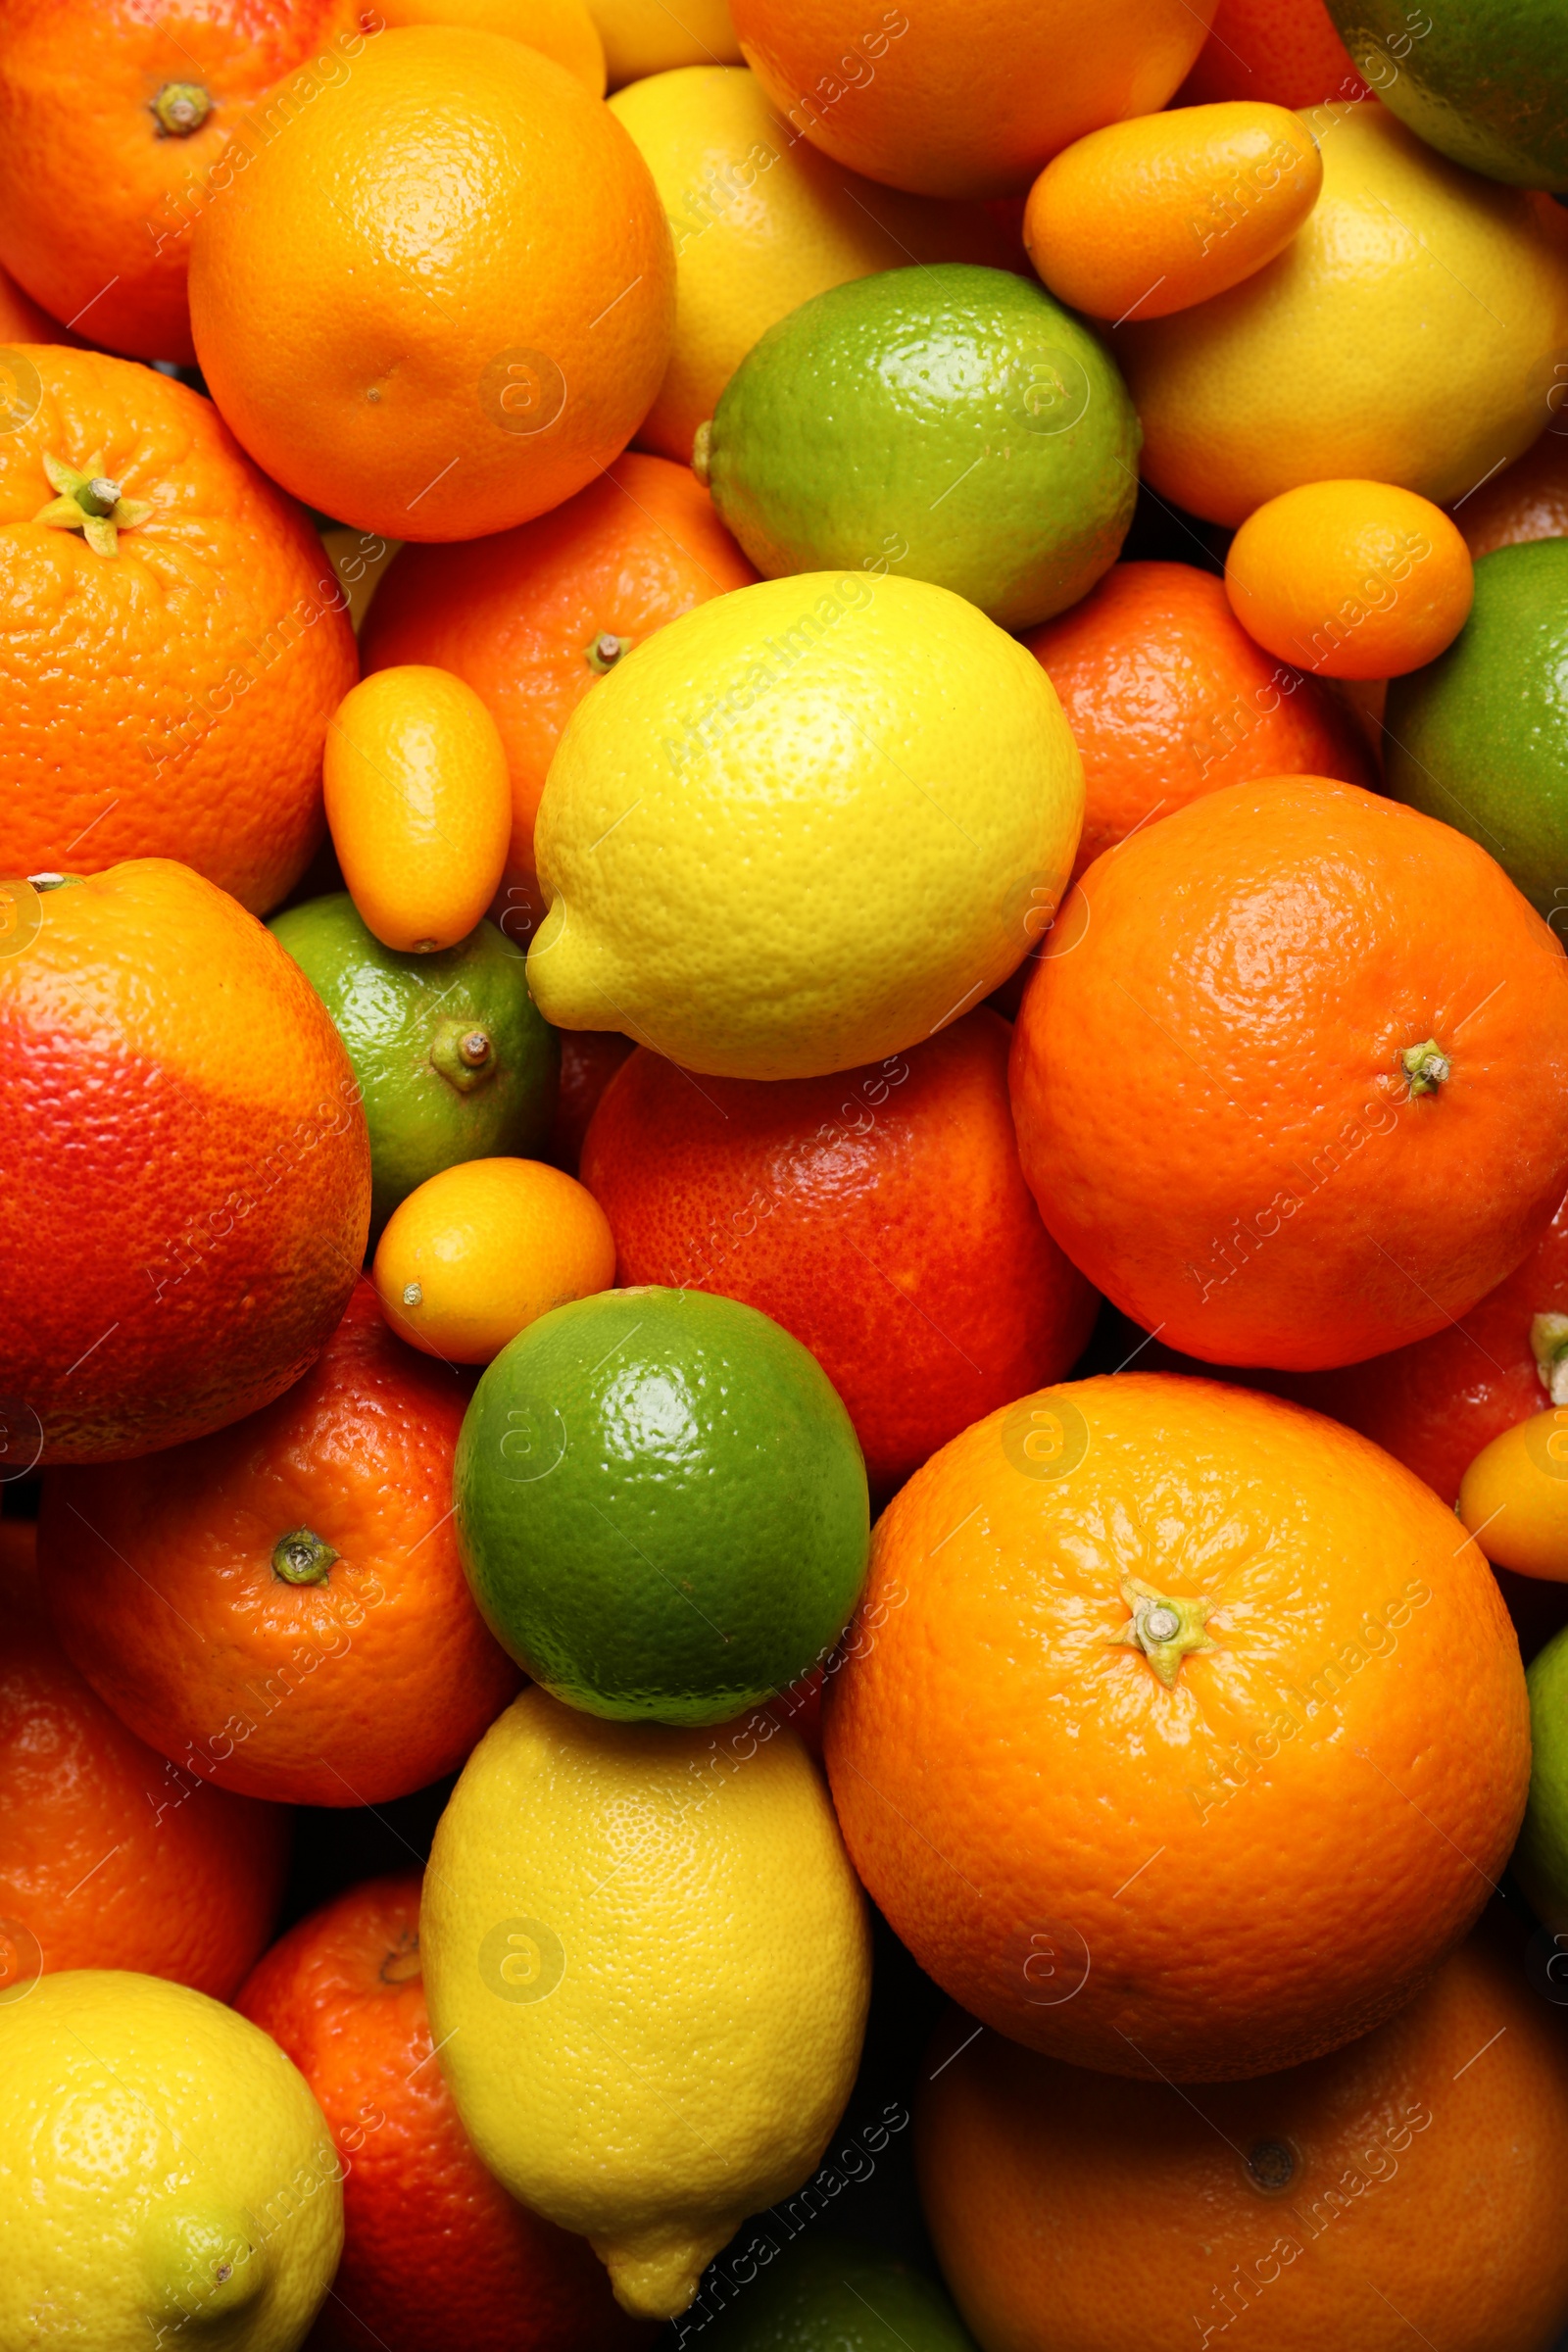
[[1323, 0, 1568, 188], [453, 1286, 868, 1725], [1384, 538, 1568, 916], [696, 263, 1140, 630], [269, 894, 559, 1234], [1514, 1622, 1568, 1923], [703, 2238, 978, 2350]]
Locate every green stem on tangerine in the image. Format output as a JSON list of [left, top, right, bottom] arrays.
[[151, 82, 212, 137], [271, 1528, 338, 1587], [1533, 1312, 1568, 1407], [1110, 1575, 1216, 1689], [585, 631, 627, 674], [1400, 1038, 1450, 1098]]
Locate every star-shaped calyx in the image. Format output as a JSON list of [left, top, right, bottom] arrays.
[[33, 452, 152, 557], [1110, 1574, 1217, 1689]]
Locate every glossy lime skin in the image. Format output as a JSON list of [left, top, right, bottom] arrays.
[[270, 895, 559, 1235], [705, 2238, 979, 2350], [1384, 539, 1568, 917], [454, 1287, 869, 1725], [1324, 0, 1568, 188], [1513, 1624, 1568, 1924], [703, 264, 1140, 631]]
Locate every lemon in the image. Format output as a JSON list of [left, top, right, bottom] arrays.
[[1119, 101, 1568, 525], [609, 68, 1008, 462], [420, 1685, 872, 2321], [0, 1970, 340, 2351], [590, 0, 742, 88], [526, 571, 1083, 1080]]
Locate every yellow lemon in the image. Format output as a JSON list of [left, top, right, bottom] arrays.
[[372, 1154, 616, 1362], [373, 0, 607, 92], [421, 1686, 871, 2320], [610, 66, 1010, 461], [526, 571, 1084, 1080], [589, 0, 742, 88], [1118, 101, 1568, 525], [324, 665, 513, 956], [0, 1970, 340, 2351]]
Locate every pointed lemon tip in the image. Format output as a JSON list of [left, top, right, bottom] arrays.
[[595, 2225, 734, 2320], [526, 898, 618, 1034]]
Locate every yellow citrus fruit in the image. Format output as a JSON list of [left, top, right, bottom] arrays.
[[589, 0, 742, 87], [420, 1686, 871, 2319], [1458, 1408, 1568, 1581], [1119, 102, 1568, 525], [1224, 478, 1474, 677], [527, 571, 1084, 1079], [609, 66, 1011, 461], [373, 1155, 616, 1363], [1024, 102, 1322, 322], [323, 666, 513, 955], [373, 0, 607, 89], [0, 1970, 341, 2350]]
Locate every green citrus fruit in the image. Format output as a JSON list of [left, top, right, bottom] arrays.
[[270, 894, 559, 1234], [697, 263, 1140, 630], [1383, 538, 1568, 916], [453, 1286, 869, 1724], [1323, 0, 1568, 188], [1511, 1621, 1568, 1924], [704, 2238, 979, 2349]]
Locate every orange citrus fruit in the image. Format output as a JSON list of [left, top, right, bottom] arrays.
[[1225, 479, 1474, 677], [823, 1372, 1529, 2080], [188, 27, 675, 542], [373, 1157, 616, 1364], [374, 0, 607, 89], [1458, 1411, 1568, 1581], [1454, 425, 1568, 559], [1178, 0, 1367, 106]]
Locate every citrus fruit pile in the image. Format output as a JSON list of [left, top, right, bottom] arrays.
[[5, 2, 1568, 2347]]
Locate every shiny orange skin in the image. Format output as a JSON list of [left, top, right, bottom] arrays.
[[361, 455, 757, 925], [1022, 564, 1376, 887], [917, 1930, 1568, 2352], [0, 264, 70, 344], [0, 348, 357, 909], [823, 1373, 1529, 2082], [40, 1280, 519, 1804], [0, 1522, 288, 2000], [0, 0, 364, 363], [1, 859, 369, 1464], [188, 27, 675, 543], [1224, 478, 1474, 680], [1454, 426, 1568, 560], [1010, 777, 1568, 1372], [1179, 0, 1367, 107], [580, 1011, 1100, 1497], [237, 1875, 651, 2352], [730, 0, 1216, 200]]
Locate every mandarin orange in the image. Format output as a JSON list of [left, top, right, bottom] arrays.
[[1178, 0, 1367, 105]]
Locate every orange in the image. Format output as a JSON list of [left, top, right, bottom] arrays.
[[236, 1874, 651, 2352], [360, 454, 757, 933], [1454, 425, 1568, 559], [1179, 0, 1367, 106], [188, 27, 674, 543], [1009, 777, 1568, 1371], [323, 667, 512, 955], [917, 1927, 1568, 2352], [1021, 563, 1375, 886], [579, 1012, 1100, 1497], [374, 0, 607, 90], [373, 1157, 616, 1364], [0, 1522, 288, 2002], [1225, 479, 1474, 678], [823, 1372, 1529, 2081], [0, 1, 366, 364], [1024, 104, 1322, 322], [1458, 1411, 1568, 1581], [40, 1279, 519, 1805], [728, 0, 1217, 200], [0, 266, 69, 345], [1, 859, 369, 1464], [0, 347, 357, 910]]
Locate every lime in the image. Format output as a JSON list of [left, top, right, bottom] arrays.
[[453, 1286, 869, 1723], [270, 894, 559, 1233], [697, 263, 1140, 629], [1512, 1623, 1568, 1924], [1384, 539, 1568, 916], [705, 2239, 979, 2349], [1324, 0, 1568, 188]]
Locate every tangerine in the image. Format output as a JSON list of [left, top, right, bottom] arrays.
[[1178, 0, 1367, 106]]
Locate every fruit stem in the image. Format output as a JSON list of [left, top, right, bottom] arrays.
[[1110, 1575, 1216, 1689], [586, 631, 627, 674], [271, 1528, 338, 1586], [691, 420, 712, 486], [1533, 1312, 1568, 1406], [429, 1017, 497, 1093], [151, 81, 212, 137], [1400, 1038, 1449, 1098]]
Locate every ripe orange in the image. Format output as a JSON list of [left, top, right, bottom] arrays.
[[1010, 777, 1568, 1371], [2, 859, 369, 1464], [1178, 0, 1367, 106], [0, 347, 357, 910], [729, 0, 1217, 198], [823, 1373, 1529, 2081], [40, 1280, 519, 1804], [236, 1874, 651, 2352], [361, 454, 757, 932], [1021, 564, 1375, 887], [917, 1928, 1568, 2352], [1225, 479, 1474, 678], [0, 1522, 288, 2001], [0, 0, 364, 363], [0, 266, 68, 345], [188, 27, 674, 542], [580, 1012, 1099, 1496], [1454, 425, 1568, 559]]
